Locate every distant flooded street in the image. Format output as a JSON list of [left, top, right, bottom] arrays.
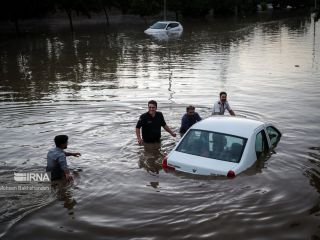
[[0, 14, 320, 239]]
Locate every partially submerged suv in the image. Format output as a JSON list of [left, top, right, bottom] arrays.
[[144, 21, 183, 34], [162, 117, 281, 177]]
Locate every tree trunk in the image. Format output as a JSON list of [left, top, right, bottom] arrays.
[[103, 6, 110, 26], [143, 16, 148, 25], [13, 18, 20, 36], [66, 9, 74, 33]]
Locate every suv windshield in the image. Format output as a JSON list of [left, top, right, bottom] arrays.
[[176, 129, 247, 163], [150, 22, 167, 29]]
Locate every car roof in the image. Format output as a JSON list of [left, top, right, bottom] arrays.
[[155, 21, 180, 24], [190, 116, 265, 138]]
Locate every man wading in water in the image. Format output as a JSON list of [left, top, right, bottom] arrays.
[[136, 100, 176, 145], [212, 91, 235, 116], [46, 135, 81, 182], [179, 105, 202, 135]]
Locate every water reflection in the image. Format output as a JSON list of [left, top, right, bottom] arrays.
[[138, 142, 163, 175], [305, 146, 320, 236], [312, 17, 319, 70], [0, 34, 121, 101], [1, 16, 317, 102], [305, 146, 320, 193], [145, 31, 183, 41], [52, 181, 77, 213]]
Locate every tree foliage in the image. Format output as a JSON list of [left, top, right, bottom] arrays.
[[131, 0, 161, 18], [180, 0, 211, 17]]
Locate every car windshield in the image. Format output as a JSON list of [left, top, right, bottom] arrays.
[[176, 129, 247, 163], [150, 22, 167, 29]]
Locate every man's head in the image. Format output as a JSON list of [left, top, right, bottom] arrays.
[[219, 91, 227, 103], [148, 100, 157, 115], [54, 135, 68, 149], [186, 105, 195, 116]]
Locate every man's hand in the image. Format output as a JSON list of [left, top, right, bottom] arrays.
[[65, 152, 81, 157], [72, 152, 81, 157], [137, 138, 143, 145], [164, 125, 176, 138], [136, 128, 143, 145]]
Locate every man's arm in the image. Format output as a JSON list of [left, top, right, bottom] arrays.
[[212, 102, 220, 115], [136, 128, 143, 145], [57, 154, 73, 182], [163, 125, 176, 137], [226, 102, 235, 116], [65, 152, 81, 157], [136, 115, 144, 145], [180, 115, 188, 134], [196, 112, 202, 121], [159, 112, 176, 137], [229, 109, 235, 116]]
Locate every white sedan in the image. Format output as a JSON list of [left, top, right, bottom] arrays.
[[144, 21, 183, 34], [162, 117, 281, 177]]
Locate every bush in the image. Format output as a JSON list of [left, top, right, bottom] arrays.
[[260, 2, 268, 11]]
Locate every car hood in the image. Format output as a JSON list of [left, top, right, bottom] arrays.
[[167, 151, 239, 176]]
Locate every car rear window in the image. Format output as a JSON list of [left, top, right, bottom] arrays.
[[176, 129, 247, 163]]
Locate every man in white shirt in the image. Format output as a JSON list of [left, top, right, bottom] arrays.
[[212, 91, 235, 116]]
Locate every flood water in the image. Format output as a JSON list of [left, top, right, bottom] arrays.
[[0, 13, 320, 239]]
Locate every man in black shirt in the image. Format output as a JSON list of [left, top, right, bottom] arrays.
[[136, 100, 176, 144]]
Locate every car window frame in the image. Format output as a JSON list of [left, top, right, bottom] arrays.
[[255, 129, 269, 158]]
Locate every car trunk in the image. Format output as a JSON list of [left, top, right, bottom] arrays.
[[168, 151, 239, 176]]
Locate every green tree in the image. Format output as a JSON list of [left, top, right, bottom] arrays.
[[97, 0, 115, 26], [113, 0, 133, 14], [131, 0, 161, 20], [83, 0, 115, 26], [237, 0, 258, 15], [55, 0, 92, 32], [1, 0, 53, 35], [167, 0, 184, 20], [180, 0, 211, 17], [209, 0, 239, 16]]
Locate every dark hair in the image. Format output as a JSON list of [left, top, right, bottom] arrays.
[[54, 135, 68, 147], [148, 100, 157, 108], [186, 105, 195, 112], [220, 91, 227, 97]]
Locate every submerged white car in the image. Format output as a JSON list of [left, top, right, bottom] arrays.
[[144, 21, 183, 34], [162, 117, 281, 177]]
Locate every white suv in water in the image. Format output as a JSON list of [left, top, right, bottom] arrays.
[[144, 21, 183, 34], [162, 117, 281, 177]]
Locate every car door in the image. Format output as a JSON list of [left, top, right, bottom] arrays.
[[167, 23, 179, 31], [255, 129, 270, 159], [265, 125, 282, 148]]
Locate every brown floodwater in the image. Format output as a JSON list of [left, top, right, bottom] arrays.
[[0, 14, 320, 240]]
